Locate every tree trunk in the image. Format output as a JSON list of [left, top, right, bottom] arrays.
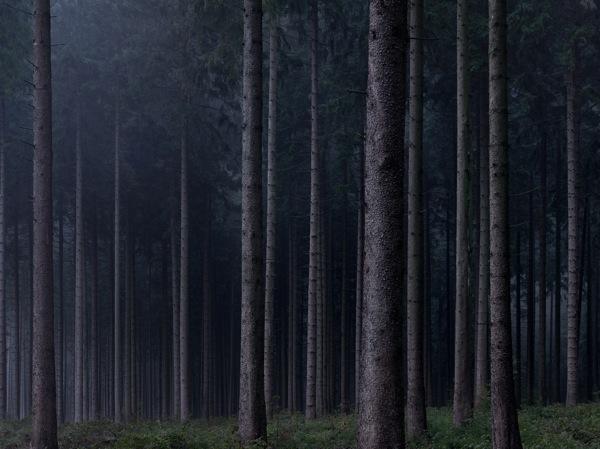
[[56, 195, 63, 423], [357, 1, 406, 447], [202, 200, 212, 420], [14, 207, 20, 420], [406, 0, 427, 435], [475, 75, 490, 409], [0, 98, 6, 420], [538, 135, 547, 404], [264, 19, 279, 421], [565, 48, 580, 407], [515, 231, 522, 407], [90, 200, 98, 420], [179, 127, 190, 421], [74, 103, 84, 423], [355, 143, 364, 411], [170, 213, 180, 419], [305, 0, 320, 421], [488, 0, 523, 444], [340, 162, 349, 414], [553, 139, 561, 403], [31, 0, 58, 445], [238, 0, 266, 443], [586, 218, 593, 400], [527, 176, 535, 404], [453, 0, 472, 426], [113, 99, 122, 423]]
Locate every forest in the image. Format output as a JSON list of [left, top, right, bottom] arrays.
[[0, 0, 599, 448]]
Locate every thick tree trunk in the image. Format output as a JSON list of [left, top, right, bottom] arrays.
[[264, 20, 279, 420], [74, 103, 84, 423], [488, 0, 523, 445], [305, 0, 319, 421], [238, 0, 266, 443], [538, 135, 547, 404], [553, 141, 561, 403], [0, 99, 5, 420], [31, 0, 58, 446], [357, 1, 406, 448], [453, 0, 472, 426], [475, 76, 490, 409], [179, 128, 190, 421], [527, 177, 535, 404], [113, 100, 122, 423], [565, 49, 580, 407], [406, 0, 427, 435]]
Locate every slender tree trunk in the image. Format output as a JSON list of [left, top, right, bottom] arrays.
[[202, 202, 212, 420], [179, 127, 190, 421], [0, 98, 6, 420], [31, 0, 57, 445], [305, 0, 320, 421], [527, 176, 535, 404], [264, 19, 279, 420], [56, 196, 63, 423], [565, 48, 580, 407], [488, 0, 522, 444], [239, 0, 266, 442], [14, 208, 20, 420], [553, 140, 561, 403], [170, 213, 180, 419], [340, 162, 349, 415], [406, 0, 427, 435], [357, 1, 406, 447], [90, 200, 98, 420], [453, 0, 472, 426], [586, 219, 593, 400], [538, 135, 547, 404], [355, 143, 364, 411], [287, 221, 295, 412], [74, 103, 84, 423], [113, 99, 122, 423], [475, 75, 490, 408], [515, 231, 522, 407]]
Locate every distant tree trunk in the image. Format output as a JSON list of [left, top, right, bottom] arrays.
[[357, 1, 406, 447], [553, 140, 561, 403], [526, 176, 535, 405], [90, 200, 98, 420], [238, 0, 266, 443], [305, 0, 320, 421], [488, 0, 523, 444], [13, 207, 20, 420], [538, 135, 547, 404], [113, 99, 122, 424], [74, 103, 84, 423], [56, 195, 63, 423], [355, 143, 364, 410], [287, 221, 296, 412], [31, 0, 58, 446], [586, 219, 593, 400], [515, 231, 522, 406], [0, 98, 6, 420], [264, 19, 279, 421], [406, 0, 427, 435], [474, 75, 490, 409], [179, 127, 190, 421], [453, 0, 472, 426], [170, 213, 180, 419], [202, 201, 212, 420], [565, 48, 580, 407], [340, 162, 349, 415]]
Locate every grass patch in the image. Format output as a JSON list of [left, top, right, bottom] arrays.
[[2, 405, 600, 448]]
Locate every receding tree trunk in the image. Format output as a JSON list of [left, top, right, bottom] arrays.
[[538, 135, 547, 404], [13, 207, 20, 420], [113, 99, 122, 424], [202, 201, 212, 420], [357, 1, 406, 447], [264, 19, 279, 420], [586, 218, 593, 400], [238, 0, 266, 443], [515, 231, 522, 406], [406, 0, 427, 435], [488, 0, 523, 444], [340, 162, 349, 415], [31, 0, 58, 446], [553, 140, 561, 403], [527, 176, 535, 404], [90, 200, 98, 420], [287, 221, 296, 412], [179, 127, 190, 421], [355, 143, 364, 411], [170, 212, 180, 419], [453, 0, 472, 426], [56, 196, 63, 423], [474, 75, 490, 409], [74, 103, 84, 423], [305, 0, 320, 421], [565, 48, 580, 407], [0, 98, 6, 420]]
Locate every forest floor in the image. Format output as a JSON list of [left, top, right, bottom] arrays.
[[2, 403, 600, 448]]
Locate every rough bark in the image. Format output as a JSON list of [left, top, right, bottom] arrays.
[[264, 19, 279, 420], [406, 0, 427, 435], [357, 1, 406, 447], [488, 0, 523, 444], [305, 0, 319, 421], [31, 0, 58, 446], [453, 0, 472, 426], [0, 99, 5, 420], [74, 103, 84, 423], [113, 99, 122, 424], [475, 76, 490, 409], [238, 0, 267, 443], [538, 135, 547, 404], [179, 127, 190, 421], [565, 48, 580, 407]]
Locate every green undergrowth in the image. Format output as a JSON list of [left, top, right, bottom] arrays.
[[2, 404, 600, 448]]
